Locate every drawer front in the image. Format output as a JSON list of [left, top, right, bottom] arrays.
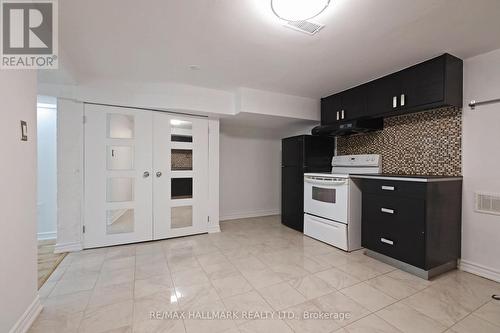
[[362, 194, 426, 268], [361, 179, 427, 199], [304, 214, 348, 251], [363, 229, 425, 268]]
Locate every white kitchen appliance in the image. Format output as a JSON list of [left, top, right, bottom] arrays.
[[304, 154, 381, 251]]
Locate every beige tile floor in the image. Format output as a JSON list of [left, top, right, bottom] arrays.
[[38, 239, 67, 288], [31, 215, 500, 333]]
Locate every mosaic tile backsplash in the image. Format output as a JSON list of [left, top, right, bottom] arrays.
[[337, 107, 462, 176]]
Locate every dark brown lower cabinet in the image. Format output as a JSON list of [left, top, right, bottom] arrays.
[[355, 176, 462, 279]]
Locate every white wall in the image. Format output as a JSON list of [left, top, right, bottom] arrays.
[[461, 48, 500, 282], [39, 80, 235, 116], [39, 82, 320, 121], [37, 104, 57, 240], [220, 126, 282, 220], [236, 88, 320, 121], [56, 99, 84, 252], [0, 72, 41, 332]]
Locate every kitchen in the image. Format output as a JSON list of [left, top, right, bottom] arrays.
[[282, 53, 464, 279]]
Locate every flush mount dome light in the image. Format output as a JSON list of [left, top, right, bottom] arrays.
[[271, 0, 330, 21]]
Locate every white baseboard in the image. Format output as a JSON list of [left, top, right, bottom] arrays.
[[207, 225, 221, 233], [220, 209, 280, 221], [9, 295, 43, 333], [37, 231, 56, 240], [459, 259, 500, 283], [54, 241, 82, 253]]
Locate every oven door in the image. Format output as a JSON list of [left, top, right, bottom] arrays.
[[304, 175, 349, 223]]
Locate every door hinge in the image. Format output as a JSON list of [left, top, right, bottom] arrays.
[[83, 225, 86, 233]]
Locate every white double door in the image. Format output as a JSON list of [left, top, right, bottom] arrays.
[[84, 104, 208, 248]]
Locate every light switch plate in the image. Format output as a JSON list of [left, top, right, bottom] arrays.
[[21, 121, 27, 141]]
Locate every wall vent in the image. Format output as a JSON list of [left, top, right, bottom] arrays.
[[284, 20, 324, 35], [475, 192, 500, 215]]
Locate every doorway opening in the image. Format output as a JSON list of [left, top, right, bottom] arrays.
[[36, 96, 66, 288]]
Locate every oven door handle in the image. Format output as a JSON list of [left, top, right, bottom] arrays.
[[304, 177, 347, 186]]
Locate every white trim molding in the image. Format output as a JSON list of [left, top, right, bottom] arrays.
[[207, 118, 221, 235], [9, 296, 42, 333], [54, 241, 82, 253], [207, 225, 221, 233], [459, 259, 500, 283], [37, 231, 57, 240], [220, 209, 280, 221]]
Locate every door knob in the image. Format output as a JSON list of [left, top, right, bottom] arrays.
[[156, 171, 162, 178], [143, 171, 150, 178]]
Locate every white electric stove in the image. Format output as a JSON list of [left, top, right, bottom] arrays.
[[303, 154, 381, 252]]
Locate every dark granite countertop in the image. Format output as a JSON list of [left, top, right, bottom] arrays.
[[350, 173, 462, 182]]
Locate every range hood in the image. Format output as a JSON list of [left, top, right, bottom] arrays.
[[312, 118, 383, 137]]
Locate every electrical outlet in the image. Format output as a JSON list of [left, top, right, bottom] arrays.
[[20, 121, 28, 141]]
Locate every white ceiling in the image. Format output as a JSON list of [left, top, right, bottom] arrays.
[[41, 0, 500, 98]]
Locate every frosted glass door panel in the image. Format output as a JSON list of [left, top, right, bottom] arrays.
[[106, 178, 134, 202], [171, 206, 193, 229], [171, 149, 192, 171], [171, 178, 193, 199], [106, 209, 134, 234], [108, 114, 134, 139], [171, 119, 192, 142]]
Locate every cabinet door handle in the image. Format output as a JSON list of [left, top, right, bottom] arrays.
[[381, 186, 395, 191], [393, 96, 398, 108], [336, 111, 340, 121], [381, 208, 395, 214], [400, 94, 406, 106], [381, 238, 394, 245], [341, 110, 345, 119]]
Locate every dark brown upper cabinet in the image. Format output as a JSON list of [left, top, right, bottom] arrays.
[[321, 53, 463, 125], [320, 85, 366, 124], [321, 93, 342, 125]]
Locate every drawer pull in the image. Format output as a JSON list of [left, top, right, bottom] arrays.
[[381, 238, 394, 245], [381, 186, 395, 191], [381, 208, 395, 214]]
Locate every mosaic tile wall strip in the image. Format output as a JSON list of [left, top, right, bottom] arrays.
[[337, 107, 462, 176]]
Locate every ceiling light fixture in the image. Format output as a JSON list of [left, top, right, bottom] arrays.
[[271, 0, 330, 22]]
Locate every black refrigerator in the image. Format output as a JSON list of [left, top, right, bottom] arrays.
[[281, 135, 335, 232]]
